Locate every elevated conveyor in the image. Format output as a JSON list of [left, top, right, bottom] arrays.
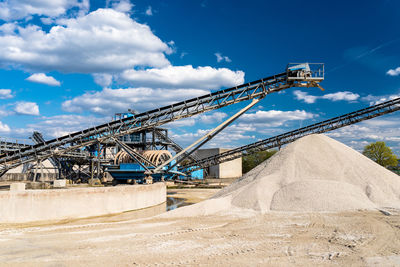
[[182, 97, 400, 172], [0, 140, 31, 153], [31, 131, 60, 169], [0, 63, 324, 175]]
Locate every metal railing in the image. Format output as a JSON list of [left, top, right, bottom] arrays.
[[287, 63, 324, 80], [0, 138, 31, 153]]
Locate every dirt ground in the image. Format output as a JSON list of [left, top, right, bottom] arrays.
[[0, 189, 399, 266], [167, 188, 220, 208]]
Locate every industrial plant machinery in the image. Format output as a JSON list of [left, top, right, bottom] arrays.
[[2, 62, 400, 184], [0, 63, 325, 181]]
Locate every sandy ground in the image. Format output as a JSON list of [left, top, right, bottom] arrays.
[[0, 189, 399, 266], [167, 188, 220, 207]]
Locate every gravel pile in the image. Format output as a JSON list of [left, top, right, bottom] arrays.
[[165, 134, 400, 216]]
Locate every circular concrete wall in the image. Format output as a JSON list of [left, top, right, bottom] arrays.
[[0, 183, 166, 223]]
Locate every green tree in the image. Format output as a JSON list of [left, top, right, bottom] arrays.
[[362, 141, 398, 168], [242, 149, 277, 173]]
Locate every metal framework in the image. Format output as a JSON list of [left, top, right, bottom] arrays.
[[153, 129, 201, 163], [0, 63, 324, 175], [31, 131, 60, 169], [161, 98, 262, 173], [182, 97, 400, 172], [0, 140, 31, 153], [152, 129, 209, 176]]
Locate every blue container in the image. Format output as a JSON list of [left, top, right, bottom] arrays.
[[190, 168, 204, 180], [106, 161, 186, 183], [120, 163, 143, 170]]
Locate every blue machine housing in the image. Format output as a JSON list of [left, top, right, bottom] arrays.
[[105, 161, 187, 183], [182, 166, 204, 180]]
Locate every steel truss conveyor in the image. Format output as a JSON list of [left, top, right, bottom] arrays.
[[0, 63, 324, 175], [182, 97, 400, 172], [0, 141, 30, 153]]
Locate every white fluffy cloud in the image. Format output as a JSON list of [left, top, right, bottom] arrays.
[[293, 90, 360, 104], [322, 91, 360, 101], [0, 89, 13, 99], [170, 109, 315, 148], [0, 3, 251, 143], [361, 93, 400, 105], [0, 114, 110, 139], [26, 73, 61, 86], [387, 67, 400, 76], [121, 65, 244, 89], [240, 110, 315, 127], [326, 114, 400, 154], [0, 8, 171, 73], [145, 6, 153, 16], [293, 90, 318, 104], [171, 125, 256, 149], [110, 0, 133, 13], [0, 0, 89, 21], [63, 64, 245, 115], [62, 87, 209, 115], [93, 73, 113, 87], [26, 114, 108, 137], [215, 52, 231, 63], [203, 123, 259, 148], [166, 118, 196, 128], [165, 111, 228, 128], [199, 112, 227, 124], [0, 121, 10, 132], [14, 101, 39, 115]]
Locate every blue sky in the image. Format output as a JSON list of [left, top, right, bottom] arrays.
[[0, 0, 399, 153]]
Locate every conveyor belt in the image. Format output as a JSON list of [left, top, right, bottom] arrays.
[[182, 97, 400, 172], [0, 63, 324, 174], [0, 141, 31, 153]]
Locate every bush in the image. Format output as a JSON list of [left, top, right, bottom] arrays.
[[242, 149, 277, 174]]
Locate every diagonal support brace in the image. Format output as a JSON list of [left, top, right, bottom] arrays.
[[153, 97, 262, 174]]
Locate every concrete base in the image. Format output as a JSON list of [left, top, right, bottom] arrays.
[[0, 183, 166, 223], [53, 179, 66, 188], [88, 178, 102, 187], [2, 173, 58, 181], [10, 183, 25, 191], [26, 182, 51, 190]]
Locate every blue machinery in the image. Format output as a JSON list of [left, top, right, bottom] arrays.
[[0, 63, 327, 182], [105, 162, 185, 184]]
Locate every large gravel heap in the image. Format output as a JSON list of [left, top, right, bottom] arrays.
[[166, 134, 400, 216]]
